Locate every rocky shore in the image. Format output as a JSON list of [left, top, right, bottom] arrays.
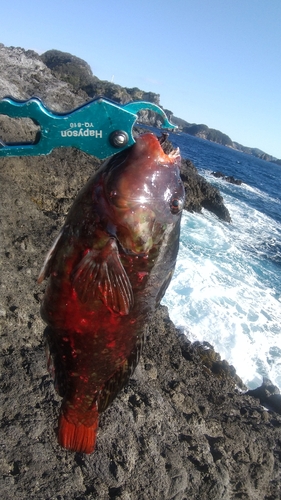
[[0, 44, 281, 499], [211, 171, 243, 186]]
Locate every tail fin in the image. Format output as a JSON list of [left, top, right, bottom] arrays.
[[58, 411, 99, 454]]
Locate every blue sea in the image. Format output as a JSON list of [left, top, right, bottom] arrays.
[[162, 132, 281, 390]]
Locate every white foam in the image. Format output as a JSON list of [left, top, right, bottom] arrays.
[[202, 169, 281, 207], [163, 210, 281, 389]]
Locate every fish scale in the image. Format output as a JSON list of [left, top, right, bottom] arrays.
[[38, 132, 184, 453]]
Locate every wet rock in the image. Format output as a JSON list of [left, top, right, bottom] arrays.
[[246, 377, 281, 415], [181, 160, 232, 222], [211, 171, 243, 185]]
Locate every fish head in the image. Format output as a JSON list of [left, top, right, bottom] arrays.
[[103, 133, 185, 254]]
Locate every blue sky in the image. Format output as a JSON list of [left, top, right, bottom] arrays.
[[1, 0, 281, 158]]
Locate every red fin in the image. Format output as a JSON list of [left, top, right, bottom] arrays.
[[58, 412, 99, 454], [72, 238, 133, 315]]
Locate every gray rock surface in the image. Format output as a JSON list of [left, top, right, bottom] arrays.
[[0, 44, 281, 500], [0, 44, 87, 110]]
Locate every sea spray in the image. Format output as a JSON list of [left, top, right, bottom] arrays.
[[163, 133, 281, 389]]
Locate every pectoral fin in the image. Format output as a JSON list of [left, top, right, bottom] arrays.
[[72, 238, 133, 315]]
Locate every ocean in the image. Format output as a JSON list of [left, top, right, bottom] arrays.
[[161, 131, 281, 390]]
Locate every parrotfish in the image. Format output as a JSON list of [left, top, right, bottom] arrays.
[[38, 133, 184, 454]]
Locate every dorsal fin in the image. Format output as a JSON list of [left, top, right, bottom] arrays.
[[38, 227, 65, 283]]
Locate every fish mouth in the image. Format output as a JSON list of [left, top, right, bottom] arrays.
[[157, 133, 180, 159]]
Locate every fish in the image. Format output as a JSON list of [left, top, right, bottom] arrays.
[[38, 132, 185, 454]]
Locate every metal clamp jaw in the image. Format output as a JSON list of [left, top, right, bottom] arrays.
[[0, 96, 176, 159]]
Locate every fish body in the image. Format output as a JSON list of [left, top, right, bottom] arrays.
[[39, 133, 184, 453]]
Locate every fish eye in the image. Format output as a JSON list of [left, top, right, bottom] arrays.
[[170, 197, 184, 214]]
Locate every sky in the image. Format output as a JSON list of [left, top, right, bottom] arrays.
[[1, 0, 281, 158]]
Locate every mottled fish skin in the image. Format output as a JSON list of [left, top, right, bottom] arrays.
[[39, 133, 184, 454]]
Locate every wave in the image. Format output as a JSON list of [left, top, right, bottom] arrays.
[[165, 132, 281, 390], [162, 210, 281, 390]]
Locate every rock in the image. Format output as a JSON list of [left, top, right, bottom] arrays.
[[0, 44, 87, 147], [246, 378, 281, 415], [0, 43, 280, 499], [40, 49, 98, 93], [211, 171, 243, 185], [181, 160, 232, 222], [0, 44, 86, 111], [41, 49, 160, 110]]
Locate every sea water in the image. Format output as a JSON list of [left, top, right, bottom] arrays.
[[162, 132, 281, 390]]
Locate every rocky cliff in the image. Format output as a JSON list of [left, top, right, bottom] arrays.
[[0, 44, 281, 500], [40, 49, 161, 107]]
